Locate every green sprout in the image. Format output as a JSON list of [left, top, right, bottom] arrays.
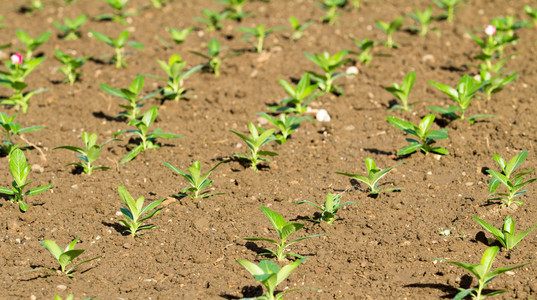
[[473, 216, 537, 250], [168, 26, 193, 44], [244, 206, 326, 261], [349, 37, 375, 66], [149, 0, 171, 8], [0, 112, 43, 156], [269, 73, 322, 114], [317, 0, 345, 25], [52, 14, 87, 40], [54, 49, 91, 85], [525, 5, 537, 28], [387, 114, 449, 156], [296, 192, 356, 224], [304, 50, 352, 95], [433, 0, 463, 23], [194, 9, 230, 32], [95, 0, 137, 25], [256, 113, 313, 144], [148, 54, 203, 101], [118, 185, 165, 237], [375, 16, 404, 48], [53, 132, 117, 175], [216, 0, 250, 21], [492, 15, 530, 39], [190, 38, 241, 77], [288, 16, 313, 41], [466, 26, 517, 73], [15, 29, 51, 59], [479, 70, 518, 102], [237, 24, 285, 53], [408, 7, 440, 36], [230, 122, 277, 172], [90, 30, 144, 68], [163, 160, 225, 199], [435, 246, 530, 300], [115, 106, 183, 164], [486, 151, 537, 207], [0, 148, 53, 212], [336, 157, 404, 195], [385, 71, 416, 111]]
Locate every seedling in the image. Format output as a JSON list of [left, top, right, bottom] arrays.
[[0, 112, 43, 155], [100, 75, 159, 121], [288, 16, 313, 40], [525, 5, 537, 28], [0, 148, 53, 212], [53, 14, 87, 40], [304, 50, 352, 95], [190, 38, 241, 77], [337, 157, 404, 194], [163, 160, 225, 199], [90, 30, 144, 68], [349, 37, 375, 66], [256, 112, 313, 144], [53, 132, 117, 175], [168, 27, 193, 44], [317, 0, 345, 25], [236, 257, 311, 300], [244, 206, 326, 260], [54, 295, 74, 300], [435, 246, 530, 300], [479, 70, 518, 101], [408, 7, 440, 36], [149, 0, 171, 8], [115, 106, 183, 164], [473, 216, 537, 250], [216, 0, 250, 21], [54, 49, 91, 85], [29, 237, 100, 277], [95, 0, 137, 25], [385, 71, 416, 111], [296, 192, 356, 224], [15, 29, 51, 59], [237, 24, 285, 53], [147, 54, 202, 101], [118, 185, 164, 237], [375, 17, 404, 48], [466, 26, 517, 73], [428, 75, 495, 123], [387, 114, 449, 155], [194, 9, 230, 32], [492, 16, 530, 39], [486, 151, 537, 207], [230, 122, 277, 171], [433, 0, 463, 23], [269, 73, 322, 114]]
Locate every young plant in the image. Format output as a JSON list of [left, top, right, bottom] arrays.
[[0, 112, 42, 155], [525, 5, 537, 28], [95, 0, 137, 25], [491, 16, 530, 39], [466, 25, 517, 73], [100, 75, 159, 121], [236, 257, 310, 300], [428, 75, 495, 123], [0, 148, 53, 211], [230, 122, 277, 172], [269, 73, 322, 114], [317, 0, 345, 25], [304, 50, 352, 95], [435, 246, 530, 300], [336, 157, 405, 195], [349, 37, 375, 66], [115, 106, 183, 164], [433, 0, 463, 23], [479, 70, 518, 101], [15, 29, 51, 59], [52, 14, 87, 40], [33, 237, 101, 277], [163, 160, 225, 199], [486, 151, 537, 207], [90, 30, 144, 68], [387, 114, 449, 155], [408, 7, 440, 36], [53, 132, 117, 175], [194, 9, 230, 32], [288, 16, 313, 41], [244, 206, 326, 261], [216, 0, 250, 21], [375, 16, 404, 48], [168, 26, 193, 44], [256, 113, 313, 144], [149, 0, 171, 8], [54, 49, 91, 85], [385, 71, 416, 111], [237, 24, 285, 53], [296, 192, 356, 224], [118, 185, 165, 237], [148, 54, 202, 101], [473, 216, 537, 250], [190, 38, 241, 77]]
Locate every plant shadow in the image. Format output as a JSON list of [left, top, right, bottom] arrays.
[[362, 148, 393, 156], [219, 285, 263, 299], [92, 111, 125, 122], [102, 221, 130, 236]]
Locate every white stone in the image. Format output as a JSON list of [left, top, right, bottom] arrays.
[[316, 109, 331, 122]]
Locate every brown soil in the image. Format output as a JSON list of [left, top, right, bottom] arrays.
[[1, 0, 537, 299]]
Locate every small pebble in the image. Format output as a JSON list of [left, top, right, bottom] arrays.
[[123, 243, 131, 249], [346, 66, 359, 75], [31, 164, 44, 173], [316, 109, 331, 122], [57, 285, 67, 291]]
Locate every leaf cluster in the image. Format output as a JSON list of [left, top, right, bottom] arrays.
[[337, 157, 404, 194], [163, 160, 224, 199], [54, 49, 91, 85], [148, 54, 203, 101], [90, 30, 144, 68], [269, 73, 322, 114], [304, 50, 351, 95], [257, 112, 313, 144], [473, 216, 537, 250], [387, 114, 449, 155], [231, 122, 277, 172], [118, 185, 165, 237], [0, 112, 42, 155], [16, 29, 51, 58], [37, 237, 101, 277], [296, 193, 356, 224], [53, 14, 87, 40], [385, 71, 415, 111]]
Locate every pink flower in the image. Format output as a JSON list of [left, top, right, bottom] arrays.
[[485, 25, 496, 36], [10, 53, 23, 65]]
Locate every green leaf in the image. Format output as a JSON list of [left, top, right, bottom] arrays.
[[472, 216, 505, 246], [41, 240, 63, 261], [9, 148, 28, 187], [120, 144, 144, 164], [504, 151, 527, 178], [261, 206, 287, 232], [26, 183, 53, 196], [275, 257, 306, 286], [59, 249, 84, 270], [0, 187, 15, 195], [118, 185, 139, 216]]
